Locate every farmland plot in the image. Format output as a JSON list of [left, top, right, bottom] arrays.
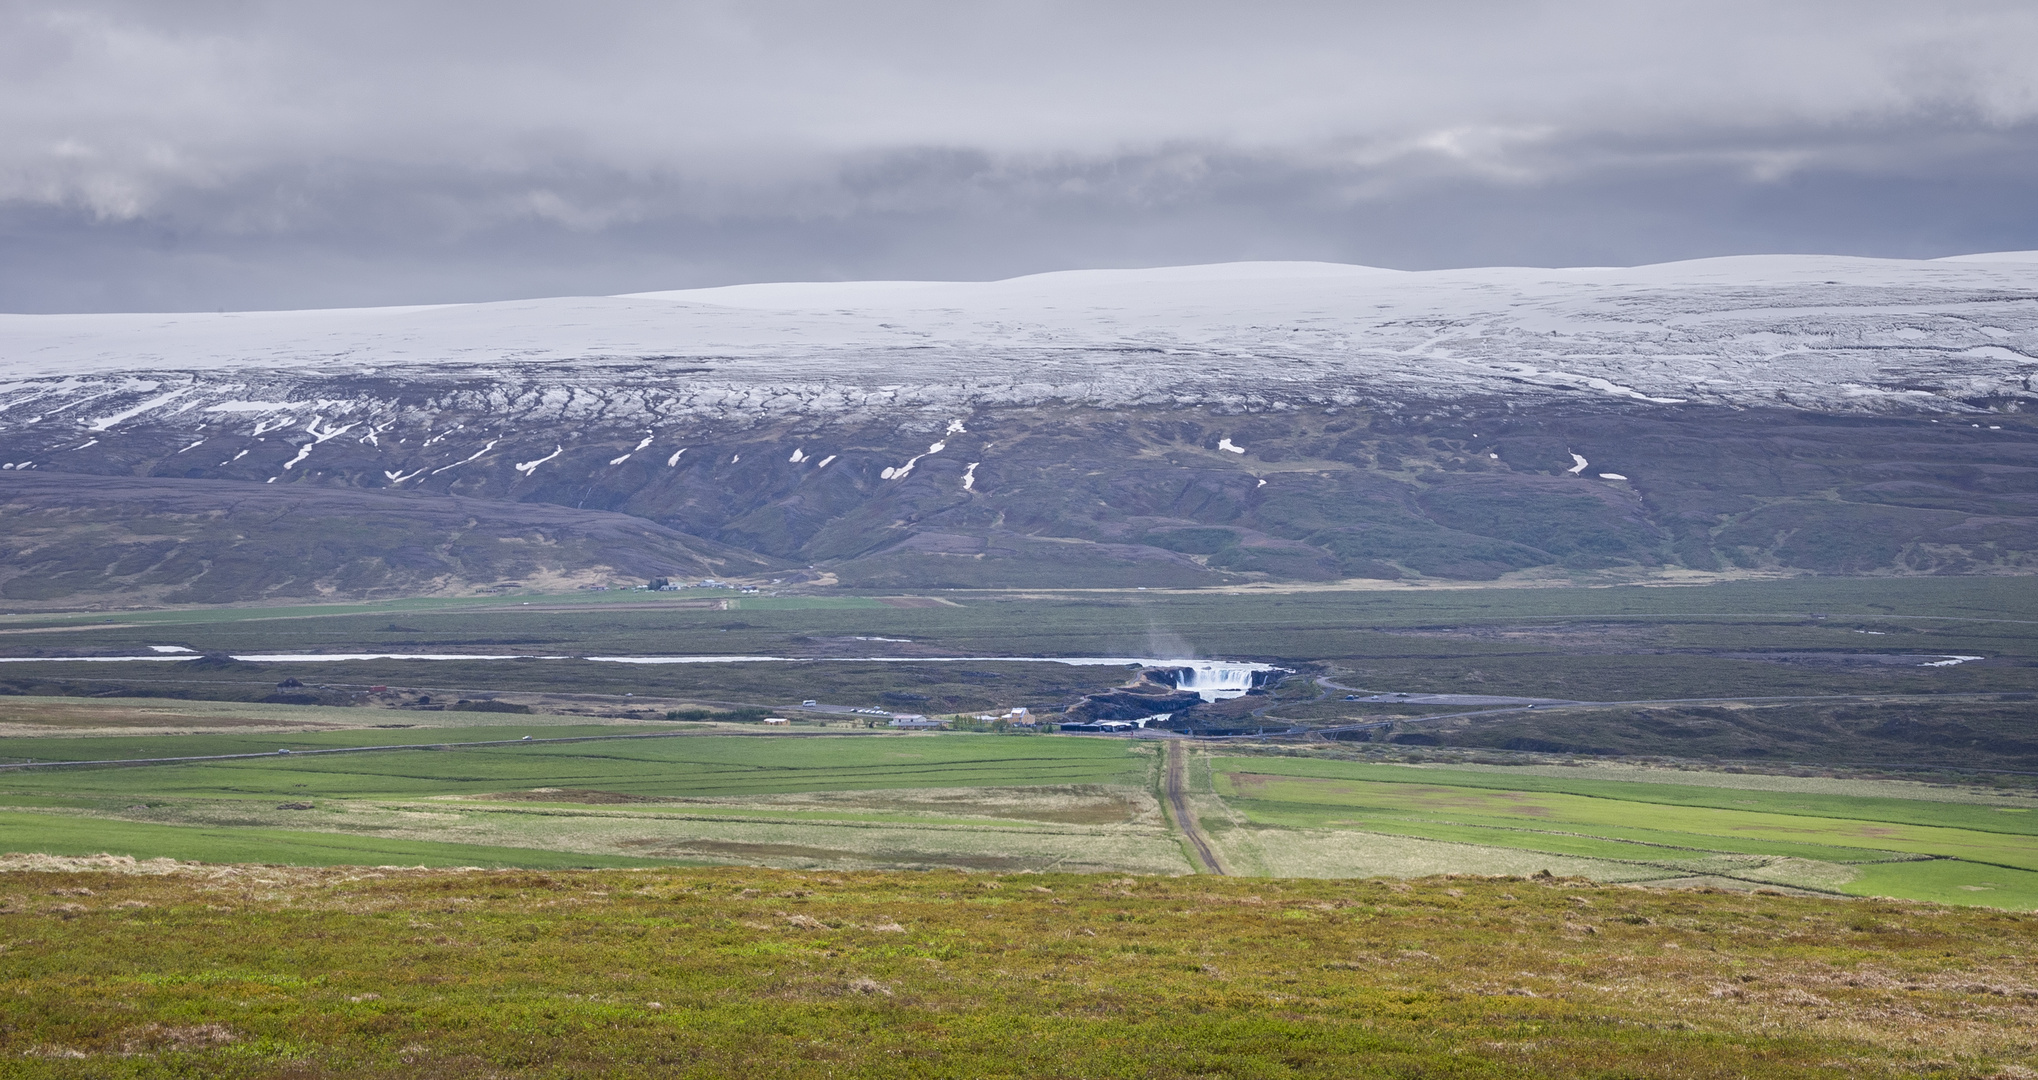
[[1206, 753, 2038, 908], [0, 731, 1182, 873]]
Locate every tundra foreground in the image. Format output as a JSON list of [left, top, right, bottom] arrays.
[[2, 859, 2033, 1078]]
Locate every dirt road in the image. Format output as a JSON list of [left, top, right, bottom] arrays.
[[1165, 740, 1226, 874]]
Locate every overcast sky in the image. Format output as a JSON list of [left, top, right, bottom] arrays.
[[6, 0, 2038, 312]]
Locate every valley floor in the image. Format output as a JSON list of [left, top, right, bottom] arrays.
[[0, 576, 2033, 909], [0, 711, 2033, 911]]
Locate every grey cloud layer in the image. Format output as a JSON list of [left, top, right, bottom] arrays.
[[5, 0, 2038, 310]]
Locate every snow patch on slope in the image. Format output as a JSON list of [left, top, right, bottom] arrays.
[[515, 446, 562, 476]]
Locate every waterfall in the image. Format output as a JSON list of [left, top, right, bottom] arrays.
[[1157, 661, 1280, 701]]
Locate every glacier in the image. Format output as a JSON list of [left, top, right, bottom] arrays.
[[0, 254, 2032, 451]]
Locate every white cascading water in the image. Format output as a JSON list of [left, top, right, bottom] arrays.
[[1165, 662, 1277, 701]]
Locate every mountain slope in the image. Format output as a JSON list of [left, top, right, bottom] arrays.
[[0, 472, 781, 605], [0, 256, 2033, 602]]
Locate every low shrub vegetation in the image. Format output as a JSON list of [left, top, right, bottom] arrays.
[[1, 860, 2033, 1077]]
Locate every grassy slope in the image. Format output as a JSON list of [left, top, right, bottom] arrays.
[[3, 865, 2034, 1078], [10, 404, 2035, 595]]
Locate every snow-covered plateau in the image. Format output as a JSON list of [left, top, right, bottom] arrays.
[[1, 254, 2035, 442], [2, 253, 2035, 604]]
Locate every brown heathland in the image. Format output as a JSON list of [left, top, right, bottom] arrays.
[[1, 858, 2033, 1077]]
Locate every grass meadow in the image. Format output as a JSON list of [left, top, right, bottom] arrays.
[[0, 732, 1149, 800], [0, 732, 1182, 874], [1208, 754, 2038, 910]]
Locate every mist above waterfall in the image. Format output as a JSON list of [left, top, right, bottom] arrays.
[[1145, 620, 1195, 661]]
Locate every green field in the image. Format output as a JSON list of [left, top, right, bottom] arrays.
[[0, 708, 2033, 907], [1207, 754, 2038, 909], [0, 732, 1147, 800], [0, 730, 1182, 875]]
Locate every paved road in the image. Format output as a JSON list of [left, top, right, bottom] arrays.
[[1165, 741, 1225, 875]]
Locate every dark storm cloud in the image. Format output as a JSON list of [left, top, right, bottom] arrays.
[[5, 0, 2038, 310]]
